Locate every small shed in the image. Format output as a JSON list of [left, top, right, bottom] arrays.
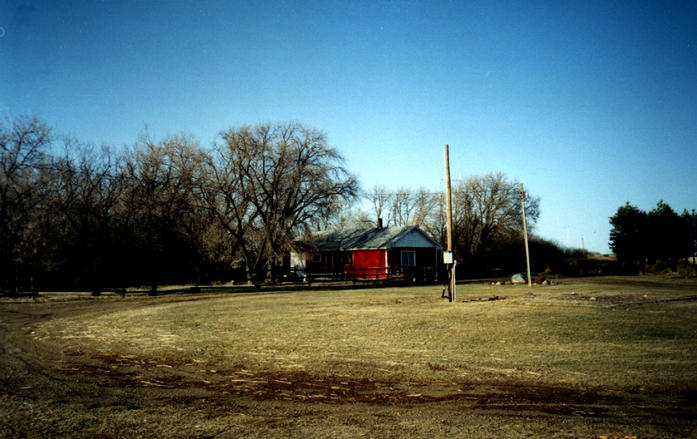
[[292, 225, 443, 282]]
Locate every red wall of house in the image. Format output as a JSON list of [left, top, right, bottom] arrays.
[[351, 250, 387, 279]]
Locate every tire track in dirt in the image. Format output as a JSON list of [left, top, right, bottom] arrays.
[[54, 349, 678, 421]]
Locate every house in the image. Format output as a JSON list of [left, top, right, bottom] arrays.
[[291, 225, 443, 282]]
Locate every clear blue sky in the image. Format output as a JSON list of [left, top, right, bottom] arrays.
[[2, 0, 696, 253]]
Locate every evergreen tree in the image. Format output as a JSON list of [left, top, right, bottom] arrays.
[[609, 202, 647, 267]]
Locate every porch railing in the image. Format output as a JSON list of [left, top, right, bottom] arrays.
[[304, 265, 438, 283]]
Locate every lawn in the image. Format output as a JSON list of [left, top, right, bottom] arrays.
[[3, 275, 697, 438]]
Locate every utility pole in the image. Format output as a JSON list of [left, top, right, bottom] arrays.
[[521, 183, 532, 288], [444, 144, 456, 302]]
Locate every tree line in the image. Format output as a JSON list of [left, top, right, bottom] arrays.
[[3, 115, 576, 294], [1, 117, 357, 294], [610, 201, 697, 270]]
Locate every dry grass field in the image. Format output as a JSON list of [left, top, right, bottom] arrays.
[[2, 276, 697, 438]]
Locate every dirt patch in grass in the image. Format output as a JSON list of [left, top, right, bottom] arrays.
[[58, 355, 614, 409]]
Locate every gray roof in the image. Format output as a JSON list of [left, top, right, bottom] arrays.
[[309, 225, 442, 251]]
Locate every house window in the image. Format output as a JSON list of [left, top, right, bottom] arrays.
[[311, 253, 321, 263], [401, 250, 416, 267]]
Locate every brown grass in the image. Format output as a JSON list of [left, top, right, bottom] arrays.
[[3, 275, 697, 438], [36, 277, 697, 388]]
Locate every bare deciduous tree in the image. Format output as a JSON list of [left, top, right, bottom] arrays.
[[452, 172, 539, 269], [0, 117, 52, 294], [118, 134, 208, 292], [202, 122, 358, 283], [419, 192, 447, 245], [368, 185, 391, 226], [47, 140, 121, 293], [367, 186, 437, 228], [390, 188, 415, 227]]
